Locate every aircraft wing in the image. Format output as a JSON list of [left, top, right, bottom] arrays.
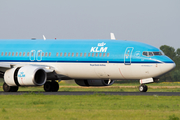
[[0, 63, 55, 73], [0, 63, 11, 68]]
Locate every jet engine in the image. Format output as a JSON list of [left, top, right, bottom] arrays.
[[4, 66, 47, 86], [75, 79, 114, 86]]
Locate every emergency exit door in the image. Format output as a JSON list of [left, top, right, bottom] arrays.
[[124, 47, 134, 65]]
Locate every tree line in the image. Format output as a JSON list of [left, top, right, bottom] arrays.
[[160, 45, 180, 82]]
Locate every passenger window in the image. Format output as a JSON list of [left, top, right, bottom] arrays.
[[76, 53, 78, 57], [56, 53, 59, 56], [103, 53, 106, 57], [23, 52, 25, 56], [31, 52, 34, 56], [143, 52, 148, 56], [1, 52, 3, 56], [64, 53, 66, 56], [49, 52, 51, 56], [27, 52, 29, 56], [99, 53, 102, 57], [8, 52, 11, 56], [12, 52, 14, 56], [5, 52, 7, 56], [42, 52, 44, 56], [80, 53, 82, 57], [84, 53, 86, 57], [92, 53, 94, 57], [107, 53, 110, 57], [19, 52, 22, 56], [68, 53, 70, 57], [88, 53, 90, 57], [72, 53, 74, 57], [60, 52, 62, 56], [38, 52, 41, 56], [96, 53, 98, 57], [45, 52, 48, 57], [16, 52, 18, 56]]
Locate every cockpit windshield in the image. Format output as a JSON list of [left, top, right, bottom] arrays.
[[153, 52, 163, 55], [142, 51, 163, 57]]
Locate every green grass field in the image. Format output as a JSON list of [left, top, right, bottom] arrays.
[[0, 94, 180, 120], [0, 81, 180, 120]]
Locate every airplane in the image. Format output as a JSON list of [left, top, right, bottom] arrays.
[[0, 33, 176, 92]]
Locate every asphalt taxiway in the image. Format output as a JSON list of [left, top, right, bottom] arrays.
[[0, 91, 180, 96]]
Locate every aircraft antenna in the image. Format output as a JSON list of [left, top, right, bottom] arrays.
[[110, 33, 116, 40], [43, 35, 46, 40]]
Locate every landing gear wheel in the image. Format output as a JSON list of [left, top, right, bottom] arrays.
[[11, 86, 19, 92], [44, 82, 52, 92], [139, 84, 148, 92], [3, 83, 19, 92], [3, 83, 11, 92], [44, 81, 59, 92], [51, 82, 59, 92]]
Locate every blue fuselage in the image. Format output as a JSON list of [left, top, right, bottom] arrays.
[[0, 39, 174, 64]]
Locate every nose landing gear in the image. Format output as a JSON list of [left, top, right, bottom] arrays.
[[139, 84, 148, 92]]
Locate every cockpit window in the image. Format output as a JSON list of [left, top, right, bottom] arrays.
[[143, 52, 148, 56], [149, 52, 154, 56], [153, 52, 163, 55], [143, 51, 163, 57]]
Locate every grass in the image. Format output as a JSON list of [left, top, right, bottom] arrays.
[[0, 95, 180, 120], [0, 80, 180, 119]]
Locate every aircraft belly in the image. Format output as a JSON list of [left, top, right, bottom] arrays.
[[56, 63, 122, 79], [118, 64, 163, 79], [95, 64, 122, 79], [7, 62, 164, 80], [57, 63, 98, 79]]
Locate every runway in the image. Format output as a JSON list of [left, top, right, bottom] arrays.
[[0, 91, 180, 96]]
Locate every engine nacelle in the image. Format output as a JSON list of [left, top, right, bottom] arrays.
[[75, 79, 114, 86], [4, 66, 47, 86]]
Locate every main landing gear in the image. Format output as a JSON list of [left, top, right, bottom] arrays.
[[139, 84, 148, 92], [3, 81, 59, 92], [3, 83, 19, 92], [44, 81, 59, 92]]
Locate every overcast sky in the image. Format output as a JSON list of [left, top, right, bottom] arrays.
[[0, 0, 180, 49]]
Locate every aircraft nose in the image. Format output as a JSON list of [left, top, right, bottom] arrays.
[[160, 62, 176, 74]]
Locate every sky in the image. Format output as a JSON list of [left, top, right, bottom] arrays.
[[0, 0, 180, 49]]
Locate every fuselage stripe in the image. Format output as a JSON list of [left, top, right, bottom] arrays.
[[0, 60, 174, 64], [118, 68, 126, 79]]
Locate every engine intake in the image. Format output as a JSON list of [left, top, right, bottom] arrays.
[[75, 79, 114, 86], [4, 66, 47, 86]]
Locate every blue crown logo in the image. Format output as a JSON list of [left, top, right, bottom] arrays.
[[18, 72, 25, 77], [98, 42, 106, 46]]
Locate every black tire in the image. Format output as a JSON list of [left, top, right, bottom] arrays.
[[51, 82, 59, 92], [3, 83, 11, 92], [44, 82, 52, 92], [139, 84, 148, 92], [144, 85, 148, 92], [10, 86, 19, 92]]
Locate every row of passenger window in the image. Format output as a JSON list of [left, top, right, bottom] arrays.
[[1, 52, 110, 57], [1, 52, 51, 57], [56, 52, 110, 57]]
